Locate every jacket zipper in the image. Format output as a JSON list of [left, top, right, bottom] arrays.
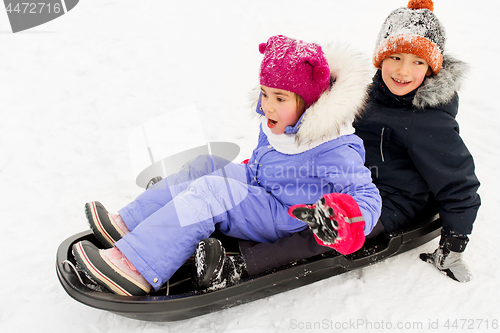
[[380, 127, 385, 162]]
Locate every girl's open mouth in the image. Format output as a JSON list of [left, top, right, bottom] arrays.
[[267, 118, 277, 128]]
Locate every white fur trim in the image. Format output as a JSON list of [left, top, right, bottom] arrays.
[[295, 42, 371, 145], [413, 54, 468, 108]]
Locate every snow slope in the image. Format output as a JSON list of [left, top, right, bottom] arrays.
[[0, 1, 498, 332]]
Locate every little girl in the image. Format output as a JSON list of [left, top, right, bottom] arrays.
[[73, 35, 382, 296]]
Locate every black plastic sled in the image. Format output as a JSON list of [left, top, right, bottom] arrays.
[[56, 215, 441, 322]]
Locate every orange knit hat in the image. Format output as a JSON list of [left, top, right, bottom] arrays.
[[373, 0, 446, 74]]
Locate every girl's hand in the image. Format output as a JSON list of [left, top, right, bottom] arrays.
[[289, 193, 366, 255]]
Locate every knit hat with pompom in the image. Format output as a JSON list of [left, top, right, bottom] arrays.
[[373, 0, 446, 74], [259, 35, 330, 109]]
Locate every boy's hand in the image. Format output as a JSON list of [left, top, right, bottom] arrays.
[[289, 193, 366, 255], [419, 230, 471, 282]]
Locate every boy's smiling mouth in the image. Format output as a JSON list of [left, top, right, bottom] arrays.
[[392, 77, 411, 84]]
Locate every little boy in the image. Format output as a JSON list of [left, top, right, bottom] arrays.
[[354, 0, 480, 282]]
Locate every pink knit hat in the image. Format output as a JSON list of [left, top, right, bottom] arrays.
[[259, 35, 330, 109]]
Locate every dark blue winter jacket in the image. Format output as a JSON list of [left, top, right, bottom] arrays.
[[354, 56, 480, 235]]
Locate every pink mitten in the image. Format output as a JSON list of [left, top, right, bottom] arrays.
[[289, 193, 365, 255]]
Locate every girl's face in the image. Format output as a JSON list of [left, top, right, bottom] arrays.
[[381, 53, 432, 96], [260, 85, 301, 135]]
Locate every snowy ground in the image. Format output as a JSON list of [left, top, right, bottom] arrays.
[[1, 0, 499, 332]]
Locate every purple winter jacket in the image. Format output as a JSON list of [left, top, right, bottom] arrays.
[[245, 121, 381, 235]]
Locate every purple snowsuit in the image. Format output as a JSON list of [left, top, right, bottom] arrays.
[[115, 44, 382, 290], [116, 129, 380, 290]]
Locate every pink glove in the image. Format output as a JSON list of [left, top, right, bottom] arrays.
[[288, 193, 365, 255]]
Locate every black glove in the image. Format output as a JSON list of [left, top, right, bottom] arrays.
[[420, 229, 471, 282]]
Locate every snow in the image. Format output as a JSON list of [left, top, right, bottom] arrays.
[[0, 0, 499, 332]]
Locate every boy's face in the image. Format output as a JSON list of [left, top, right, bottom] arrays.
[[381, 53, 432, 96], [260, 85, 300, 135]]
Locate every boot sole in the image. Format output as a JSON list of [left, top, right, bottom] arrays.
[[72, 240, 149, 296], [85, 201, 123, 248]]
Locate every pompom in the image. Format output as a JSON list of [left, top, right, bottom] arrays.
[[407, 0, 434, 11], [259, 42, 267, 54], [313, 65, 330, 83]]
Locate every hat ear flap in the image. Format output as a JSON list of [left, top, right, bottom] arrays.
[[306, 55, 330, 84], [313, 64, 330, 84], [259, 43, 267, 54]]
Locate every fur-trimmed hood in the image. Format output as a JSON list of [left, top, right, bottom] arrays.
[[253, 42, 371, 154], [413, 54, 468, 109], [295, 42, 371, 145]]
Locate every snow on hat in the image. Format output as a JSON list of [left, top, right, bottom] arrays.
[[259, 35, 330, 109], [373, 0, 446, 74]]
